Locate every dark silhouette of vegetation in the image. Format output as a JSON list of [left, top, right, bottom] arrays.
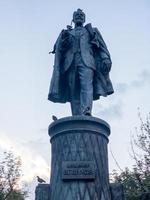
[[0, 151, 28, 200], [111, 112, 150, 200]]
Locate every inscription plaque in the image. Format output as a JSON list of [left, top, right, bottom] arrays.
[[62, 161, 96, 180]]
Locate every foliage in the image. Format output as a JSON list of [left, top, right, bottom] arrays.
[[0, 151, 27, 200], [111, 113, 150, 200]]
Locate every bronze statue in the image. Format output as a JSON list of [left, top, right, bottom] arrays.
[[48, 9, 114, 115]]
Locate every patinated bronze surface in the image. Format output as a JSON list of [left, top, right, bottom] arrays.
[[48, 8, 114, 115]]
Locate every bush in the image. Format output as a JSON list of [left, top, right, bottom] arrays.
[[111, 112, 150, 200], [0, 151, 27, 200]]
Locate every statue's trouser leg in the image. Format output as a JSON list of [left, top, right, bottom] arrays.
[[70, 100, 80, 115], [78, 65, 94, 115], [67, 65, 81, 115]]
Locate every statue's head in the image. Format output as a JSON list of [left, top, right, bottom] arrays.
[[73, 9, 86, 25]]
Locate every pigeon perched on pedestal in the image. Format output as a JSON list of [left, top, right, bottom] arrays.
[[52, 115, 58, 121], [37, 176, 46, 183]]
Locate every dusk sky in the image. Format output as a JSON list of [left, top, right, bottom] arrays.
[[0, 0, 150, 199]]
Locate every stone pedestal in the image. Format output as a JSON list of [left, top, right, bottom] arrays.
[[110, 183, 124, 200], [35, 184, 50, 200], [48, 116, 111, 200]]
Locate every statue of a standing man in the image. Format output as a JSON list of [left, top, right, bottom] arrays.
[[48, 9, 114, 116]]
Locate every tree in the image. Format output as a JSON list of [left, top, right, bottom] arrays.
[[111, 112, 150, 200], [0, 151, 27, 200]]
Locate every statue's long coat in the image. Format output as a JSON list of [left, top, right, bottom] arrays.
[[48, 25, 114, 103]]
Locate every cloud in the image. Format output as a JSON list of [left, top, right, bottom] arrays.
[[94, 101, 123, 120], [23, 136, 51, 163], [0, 133, 50, 187], [115, 82, 128, 94], [130, 70, 150, 88], [115, 69, 150, 94]]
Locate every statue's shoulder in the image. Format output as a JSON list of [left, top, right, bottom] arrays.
[[93, 27, 98, 31], [92, 27, 102, 37], [69, 28, 75, 35]]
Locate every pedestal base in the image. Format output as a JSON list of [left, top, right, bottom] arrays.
[[35, 184, 50, 200], [110, 183, 124, 200], [34, 183, 124, 200], [48, 116, 111, 200]]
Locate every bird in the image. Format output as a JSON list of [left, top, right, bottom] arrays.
[[37, 176, 46, 183], [52, 115, 58, 121]]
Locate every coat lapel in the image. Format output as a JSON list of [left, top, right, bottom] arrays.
[[70, 29, 75, 37], [69, 27, 87, 37]]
